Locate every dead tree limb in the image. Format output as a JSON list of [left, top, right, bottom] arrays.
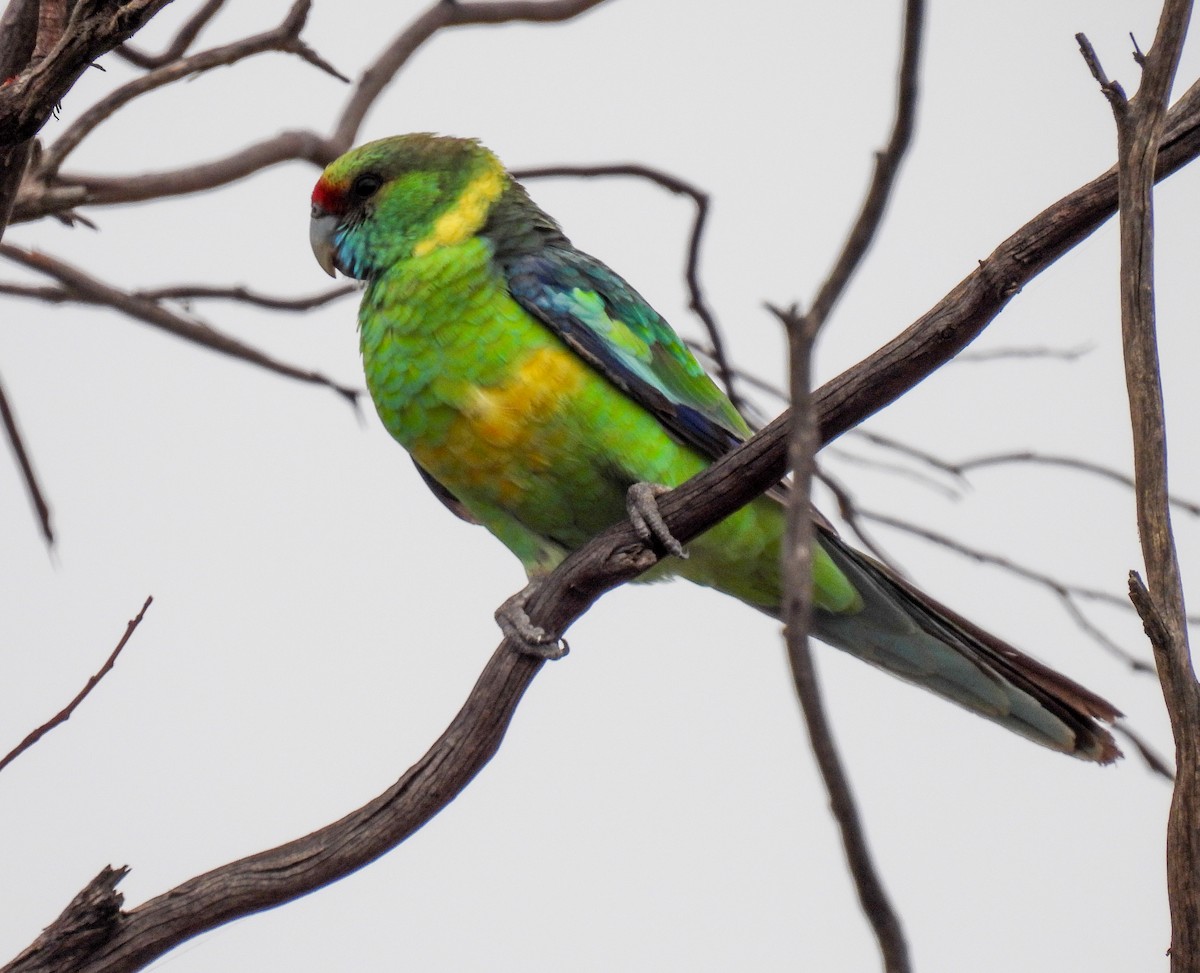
[[1078, 5, 1200, 967]]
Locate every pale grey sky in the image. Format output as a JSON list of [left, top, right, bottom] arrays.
[[2, 2, 1196, 970]]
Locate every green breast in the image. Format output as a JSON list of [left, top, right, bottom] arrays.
[[358, 238, 689, 548]]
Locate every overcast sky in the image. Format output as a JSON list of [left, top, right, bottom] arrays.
[[2, 2, 1198, 970]]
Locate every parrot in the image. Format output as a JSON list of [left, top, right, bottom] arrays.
[[309, 133, 1120, 763]]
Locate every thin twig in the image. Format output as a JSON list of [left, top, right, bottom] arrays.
[[0, 370, 52, 545], [955, 450, 1200, 516], [1113, 719, 1175, 780], [10, 0, 615, 225], [851, 429, 966, 483], [955, 343, 1094, 363], [134, 283, 357, 311], [826, 445, 962, 499], [860, 505, 1200, 622], [40, 0, 336, 178], [116, 0, 228, 69], [801, 0, 922, 329], [1055, 590, 1154, 673], [0, 0, 177, 147], [773, 4, 924, 970], [0, 597, 152, 774], [814, 468, 905, 574], [0, 244, 361, 404], [851, 433, 1200, 516], [0, 280, 359, 311], [328, 0, 611, 156]]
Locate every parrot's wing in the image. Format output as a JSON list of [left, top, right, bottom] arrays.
[[506, 247, 749, 462], [413, 459, 479, 525]]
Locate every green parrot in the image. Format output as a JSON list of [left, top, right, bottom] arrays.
[[309, 133, 1120, 762]]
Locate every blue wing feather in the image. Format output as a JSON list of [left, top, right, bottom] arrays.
[[505, 247, 750, 461]]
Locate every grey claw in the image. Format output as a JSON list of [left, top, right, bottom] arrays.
[[626, 482, 687, 559], [495, 583, 570, 660]]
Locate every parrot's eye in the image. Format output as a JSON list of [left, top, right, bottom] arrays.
[[351, 173, 382, 200]]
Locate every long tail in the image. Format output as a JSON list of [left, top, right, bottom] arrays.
[[809, 528, 1121, 763]]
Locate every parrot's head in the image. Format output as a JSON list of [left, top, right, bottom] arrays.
[[310, 133, 508, 280]]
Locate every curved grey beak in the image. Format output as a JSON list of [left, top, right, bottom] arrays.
[[310, 209, 340, 278]]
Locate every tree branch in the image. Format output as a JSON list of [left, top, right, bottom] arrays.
[[0, 0, 176, 147], [116, 0, 227, 69], [774, 4, 923, 969], [328, 0, 611, 156], [0, 0, 40, 245], [9, 0, 615, 224], [0, 368, 51, 545], [859, 505, 1199, 623], [39, 0, 340, 179], [0, 596, 152, 774], [0, 244, 361, 404], [1079, 5, 1199, 966], [133, 282, 357, 311]]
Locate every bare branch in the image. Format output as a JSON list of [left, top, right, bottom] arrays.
[[0, 0, 39, 83], [40, 0, 334, 178], [4, 867, 129, 973], [0, 368, 51, 545], [329, 0, 613, 155], [0, 1, 177, 147], [955, 343, 1094, 363], [850, 429, 965, 483], [1114, 718, 1175, 780], [134, 283, 357, 311], [0, 280, 64, 300], [0, 279, 358, 310], [777, 302, 911, 973], [33, 0, 68, 62], [826, 445, 962, 499], [799, 6, 915, 966], [1055, 590, 1155, 673], [955, 450, 1200, 516], [116, 0, 228, 69], [770, 5, 925, 970], [518, 163, 741, 409], [802, 0, 922, 329], [850, 433, 1200, 516], [820, 460, 1153, 671], [12, 1, 610, 224], [1080, 5, 1199, 965], [814, 72, 1200, 442], [0, 596, 152, 775], [0, 0, 39, 244], [0, 244, 361, 404], [815, 468, 905, 574], [25, 129, 334, 218], [859, 505, 1196, 623]]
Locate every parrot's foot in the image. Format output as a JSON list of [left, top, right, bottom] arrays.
[[495, 582, 570, 661], [626, 482, 687, 559]]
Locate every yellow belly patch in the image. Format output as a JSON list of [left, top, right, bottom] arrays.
[[414, 345, 590, 504]]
